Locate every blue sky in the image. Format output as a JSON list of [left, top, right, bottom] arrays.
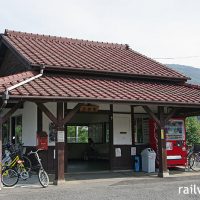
[[1, 0, 200, 67]]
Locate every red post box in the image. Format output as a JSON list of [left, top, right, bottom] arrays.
[[37, 131, 48, 150]]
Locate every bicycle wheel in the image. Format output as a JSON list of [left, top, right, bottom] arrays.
[[22, 156, 32, 172], [190, 153, 200, 171], [2, 168, 19, 187], [38, 169, 49, 188], [17, 163, 29, 180]]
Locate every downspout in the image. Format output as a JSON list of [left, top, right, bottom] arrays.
[[3, 67, 44, 102]]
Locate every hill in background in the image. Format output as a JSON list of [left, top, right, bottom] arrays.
[[167, 64, 200, 85]]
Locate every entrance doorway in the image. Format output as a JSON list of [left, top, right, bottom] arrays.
[[66, 113, 110, 172]]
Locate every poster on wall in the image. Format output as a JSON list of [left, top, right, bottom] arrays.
[[115, 148, 121, 157], [49, 122, 56, 143]]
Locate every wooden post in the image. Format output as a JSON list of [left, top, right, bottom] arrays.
[[64, 103, 68, 173], [158, 106, 169, 177], [37, 107, 43, 132], [109, 104, 114, 170], [131, 106, 135, 145], [54, 102, 65, 184]]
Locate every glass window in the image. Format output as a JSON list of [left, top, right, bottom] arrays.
[[12, 115, 22, 144], [88, 124, 103, 143], [105, 123, 110, 143], [134, 118, 149, 144], [67, 123, 106, 144], [165, 119, 185, 140], [67, 126, 89, 143], [2, 121, 10, 144], [49, 122, 56, 144]]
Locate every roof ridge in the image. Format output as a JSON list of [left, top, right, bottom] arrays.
[[0, 71, 37, 85], [4, 29, 127, 50]]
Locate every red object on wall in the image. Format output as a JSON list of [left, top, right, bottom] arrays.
[[37, 131, 48, 150], [149, 118, 187, 168]]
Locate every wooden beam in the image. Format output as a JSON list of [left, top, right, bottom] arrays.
[[36, 103, 58, 126], [142, 106, 161, 127], [61, 103, 83, 125], [165, 108, 178, 122], [2, 102, 23, 124], [176, 108, 200, 117]]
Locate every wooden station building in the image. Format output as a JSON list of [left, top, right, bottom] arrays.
[[0, 30, 200, 184]]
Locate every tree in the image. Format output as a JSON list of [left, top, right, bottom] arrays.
[[186, 117, 200, 145]]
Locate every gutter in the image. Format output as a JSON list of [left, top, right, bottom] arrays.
[[3, 67, 44, 101]]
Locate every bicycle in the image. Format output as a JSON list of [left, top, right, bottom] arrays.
[[187, 144, 200, 171], [1, 160, 20, 187], [2, 152, 29, 180], [1, 144, 30, 187], [3, 143, 32, 173], [28, 149, 49, 187]]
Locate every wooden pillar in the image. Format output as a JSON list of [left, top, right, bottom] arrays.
[[54, 102, 65, 184], [109, 104, 114, 170], [37, 107, 43, 132], [64, 103, 68, 173], [157, 106, 169, 177], [131, 106, 135, 145]]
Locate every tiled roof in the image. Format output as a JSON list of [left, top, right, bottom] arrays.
[[0, 71, 199, 106], [1, 30, 188, 81]]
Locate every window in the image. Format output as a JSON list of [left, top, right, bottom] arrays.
[[67, 123, 107, 144], [2, 121, 10, 144], [105, 122, 110, 143], [134, 118, 149, 144], [67, 126, 89, 143], [88, 124, 103, 143], [11, 115, 22, 144]]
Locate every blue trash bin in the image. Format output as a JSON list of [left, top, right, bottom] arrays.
[[133, 155, 140, 172]]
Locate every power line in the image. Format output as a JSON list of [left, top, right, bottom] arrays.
[[154, 56, 200, 60]]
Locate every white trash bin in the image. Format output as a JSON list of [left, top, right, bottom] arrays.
[[141, 148, 156, 173]]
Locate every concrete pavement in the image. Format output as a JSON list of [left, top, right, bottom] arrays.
[[1, 170, 200, 200]]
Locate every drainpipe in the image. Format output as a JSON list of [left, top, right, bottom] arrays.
[[3, 67, 44, 101]]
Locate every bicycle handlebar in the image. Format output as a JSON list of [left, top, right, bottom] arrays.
[[28, 149, 44, 155]]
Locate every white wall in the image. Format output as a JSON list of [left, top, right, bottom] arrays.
[[22, 102, 37, 146], [113, 114, 132, 145], [113, 104, 131, 112], [2, 101, 160, 147]]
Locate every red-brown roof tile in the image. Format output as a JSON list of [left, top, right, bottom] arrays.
[[0, 71, 199, 106], [2, 30, 188, 81]]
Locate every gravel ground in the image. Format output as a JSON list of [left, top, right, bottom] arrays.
[[1, 172, 200, 200]]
